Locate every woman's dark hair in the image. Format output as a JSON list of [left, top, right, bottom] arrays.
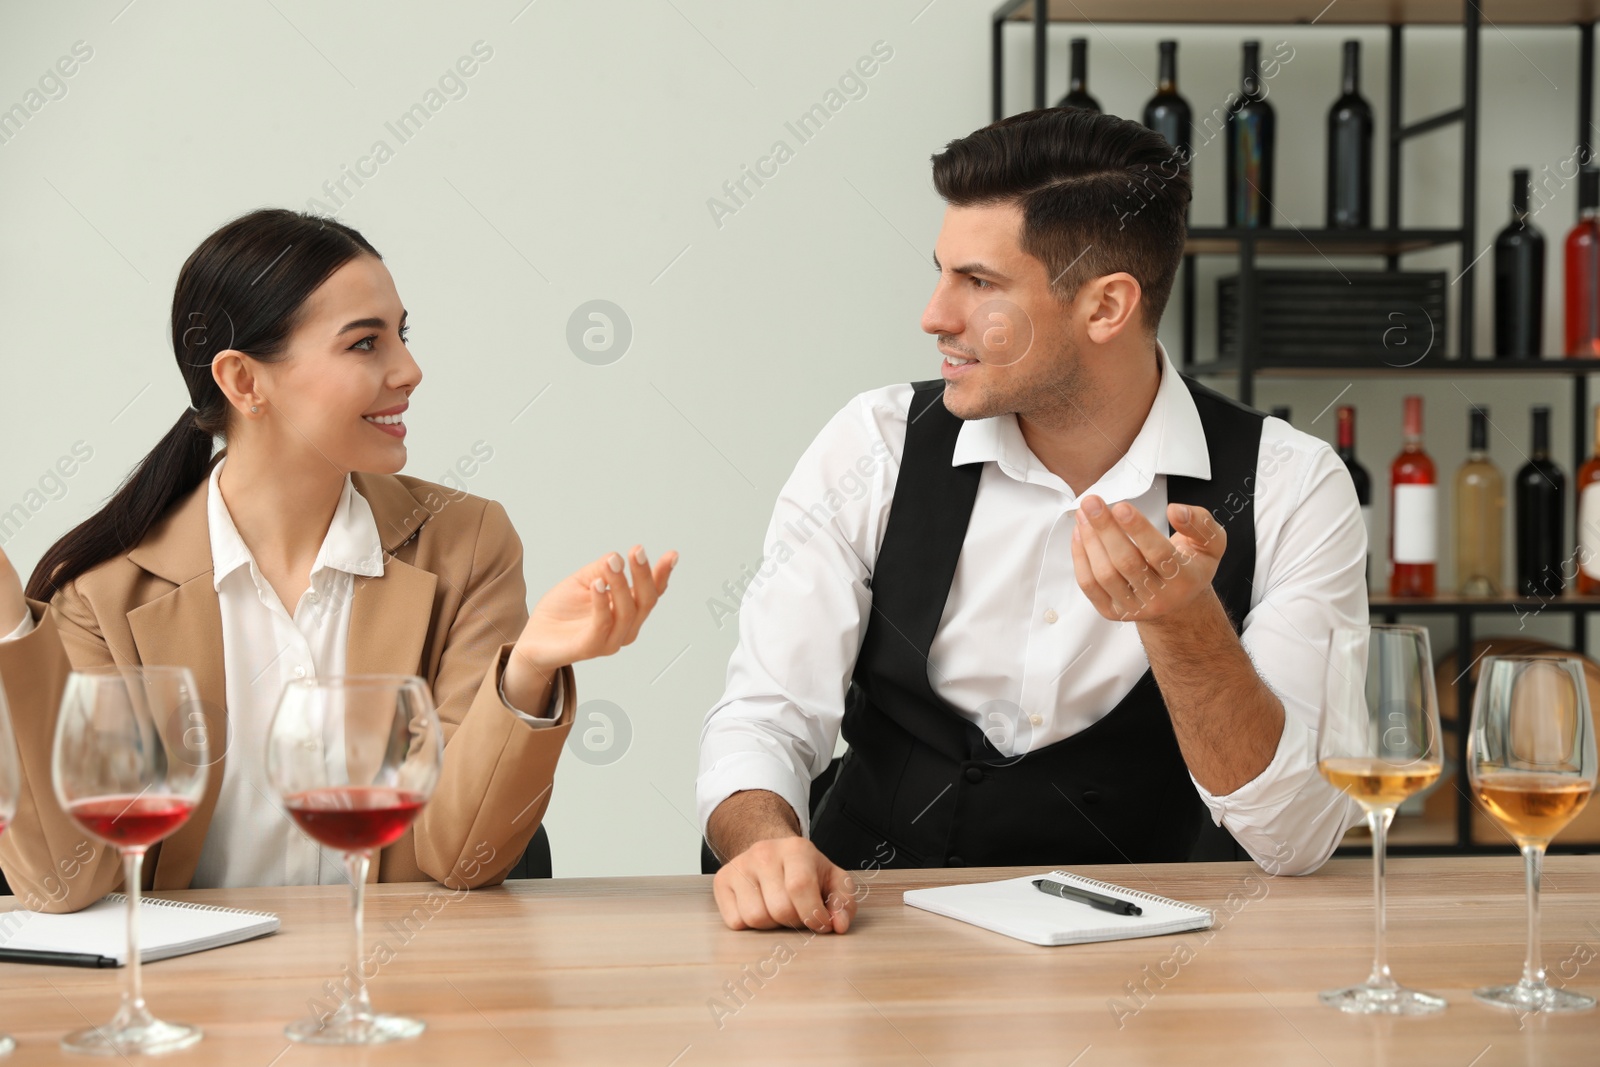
[[930, 106, 1191, 336], [26, 209, 380, 602]]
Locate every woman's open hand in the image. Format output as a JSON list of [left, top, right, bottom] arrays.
[[514, 545, 678, 679]]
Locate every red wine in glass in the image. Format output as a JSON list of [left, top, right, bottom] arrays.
[[267, 674, 443, 1046], [68, 795, 197, 848], [51, 665, 209, 1056], [285, 786, 426, 851]]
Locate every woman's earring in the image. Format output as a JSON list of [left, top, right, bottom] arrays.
[[250, 405, 260, 413]]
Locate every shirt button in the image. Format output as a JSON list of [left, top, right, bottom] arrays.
[[1030, 715, 1043, 727], [307, 591, 320, 603], [1044, 609, 1059, 624], [294, 666, 308, 678]]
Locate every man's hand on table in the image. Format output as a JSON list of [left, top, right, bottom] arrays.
[[707, 789, 858, 934]]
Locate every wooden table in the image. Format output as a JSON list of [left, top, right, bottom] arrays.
[[1, 856, 1597, 1065]]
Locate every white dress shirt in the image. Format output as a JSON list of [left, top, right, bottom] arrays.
[[697, 341, 1365, 876], [4, 455, 563, 888]]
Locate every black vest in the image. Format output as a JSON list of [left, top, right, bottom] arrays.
[[809, 376, 1263, 871]]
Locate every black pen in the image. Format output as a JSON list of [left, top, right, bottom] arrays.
[[1032, 878, 1142, 916], [0, 947, 119, 968]]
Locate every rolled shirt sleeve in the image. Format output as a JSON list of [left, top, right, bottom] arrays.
[[498, 660, 566, 726], [1191, 427, 1367, 875]]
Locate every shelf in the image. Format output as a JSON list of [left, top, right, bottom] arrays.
[[1184, 227, 1461, 256], [1187, 356, 1600, 377], [1368, 594, 1600, 613], [1000, 0, 1600, 27]]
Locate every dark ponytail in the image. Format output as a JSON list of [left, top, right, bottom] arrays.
[[26, 209, 381, 603]]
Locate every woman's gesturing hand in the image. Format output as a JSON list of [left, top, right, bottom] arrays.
[[515, 545, 678, 679]]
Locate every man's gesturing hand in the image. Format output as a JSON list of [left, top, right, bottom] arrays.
[[1071, 494, 1226, 623], [712, 836, 858, 934]]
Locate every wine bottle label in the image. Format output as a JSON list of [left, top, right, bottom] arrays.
[[1581, 485, 1600, 579], [1392, 484, 1437, 564]]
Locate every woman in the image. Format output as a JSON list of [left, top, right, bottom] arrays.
[[0, 208, 675, 912]]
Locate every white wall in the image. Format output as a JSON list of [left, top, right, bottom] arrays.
[[0, 3, 1589, 875]]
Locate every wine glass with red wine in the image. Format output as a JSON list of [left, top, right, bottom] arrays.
[[0, 682, 21, 1057], [265, 674, 442, 1045], [51, 665, 209, 1055]]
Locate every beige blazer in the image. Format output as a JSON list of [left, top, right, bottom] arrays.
[[0, 452, 575, 912]]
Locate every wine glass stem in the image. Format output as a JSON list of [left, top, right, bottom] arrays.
[[345, 850, 374, 1021], [1366, 806, 1396, 990], [122, 848, 148, 1020], [1520, 843, 1546, 989]]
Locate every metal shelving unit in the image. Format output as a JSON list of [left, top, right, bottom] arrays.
[[993, 0, 1600, 857]]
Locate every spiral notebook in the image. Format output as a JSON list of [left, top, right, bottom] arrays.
[[903, 870, 1213, 947], [0, 894, 280, 967]]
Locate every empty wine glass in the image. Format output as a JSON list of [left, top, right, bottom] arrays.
[[1316, 624, 1446, 1014], [266, 674, 442, 1045], [52, 665, 209, 1055], [1468, 654, 1597, 1014]]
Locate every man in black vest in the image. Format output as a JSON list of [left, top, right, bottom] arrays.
[[697, 108, 1364, 934]]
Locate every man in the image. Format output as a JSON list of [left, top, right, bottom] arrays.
[[697, 107, 1364, 935]]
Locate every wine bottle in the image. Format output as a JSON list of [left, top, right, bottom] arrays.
[[1455, 405, 1505, 596], [1576, 403, 1600, 593], [1515, 405, 1566, 597], [1494, 168, 1547, 358], [1337, 405, 1373, 587], [1142, 41, 1191, 173], [1225, 41, 1276, 228], [1270, 405, 1291, 423], [1326, 41, 1374, 230], [1565, 166, 1600, 356], [1058, 38, 1100, 112], [1389, 396, 1437, 598]]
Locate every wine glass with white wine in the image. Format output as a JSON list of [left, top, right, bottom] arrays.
[[1316, 624, 1445, 1014], [1468, 654, 1597, 1014]]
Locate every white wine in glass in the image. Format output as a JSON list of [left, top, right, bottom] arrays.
[[51, 665, 209, 1055], [1316, 624, 1446, 1014], [1468, 654, 1598, 1014], [266, 674, 442, 1045]]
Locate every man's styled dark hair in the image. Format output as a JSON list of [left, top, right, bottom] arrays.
[[930, 107, 1190, 336]]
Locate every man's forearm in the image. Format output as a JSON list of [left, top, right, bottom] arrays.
[[1137, 588, 1283, 795], [706, 789, 802, 863]]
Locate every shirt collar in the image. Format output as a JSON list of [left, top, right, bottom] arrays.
[[949, 338, 1210, 502], [207, 454, 386, 591]]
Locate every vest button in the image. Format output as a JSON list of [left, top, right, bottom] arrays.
[[964, 766, 983, 784], [947, 856, 967, 867], [1082, 790, 1102, 805]]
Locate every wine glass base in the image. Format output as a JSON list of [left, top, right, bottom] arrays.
[[286, 1012, 425, 1045], [61, 1019, 202, 1056], [1475, 982, 1597, 1014], [1319, 983, 1447, 1015]]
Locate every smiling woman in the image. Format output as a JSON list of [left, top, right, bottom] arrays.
[[0, 208, 678, 914]]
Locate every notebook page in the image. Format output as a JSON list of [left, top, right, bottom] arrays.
[[0, 894, 279, 965], [903, 871, 1213, 947]]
